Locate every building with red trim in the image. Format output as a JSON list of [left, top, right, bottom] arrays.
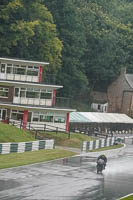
[[0, 57, 75, 131]]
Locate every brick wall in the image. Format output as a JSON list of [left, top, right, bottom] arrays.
[[0, 86, 14, 102], [107, 68, 133, 116], [90, 91, 107, 103]]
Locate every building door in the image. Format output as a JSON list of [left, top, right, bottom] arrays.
[[28, 112, 32, 122], [13, 88, 21, 104], [0, 64, 6, 79], [2, 109, 7, 120]]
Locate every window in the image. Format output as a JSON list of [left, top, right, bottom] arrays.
[[1, 64, 5, 73], [15, 88, 19, 97], [98, 104, 101, 110], [0, 87, 9, 98], [33, 112, 39, 122], [14, 87, 53, 100], [26, 91, 35, 98], [13, 65, 26, 75], [54, 116, 66, 123], [26, 91, 39, 98], [20, 91, 25, 97], [40, 92, 52, 99], [0, 109, 7, 120], [45, 115, 53, 122], [31, 112, 66, 123], [39, 114, 45, 122], [39, 112, 53, 122], [27, 66, 39, 76], [11, 110, 24, 120], [7, 64, 13, 74]]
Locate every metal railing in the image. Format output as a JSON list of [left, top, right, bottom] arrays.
[[0, 73, 57, 85], [3, 118, 71, 139], [12, 96, 72, 108]]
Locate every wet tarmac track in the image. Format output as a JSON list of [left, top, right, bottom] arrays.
[[0, 146, 133, 200]]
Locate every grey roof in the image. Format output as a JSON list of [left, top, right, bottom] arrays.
[[0, 57, 49, 67], [0, 80, 63, 90], [69, 112, 133, 124], [0, 102, 76, 113], [125, 74, 133, 89]]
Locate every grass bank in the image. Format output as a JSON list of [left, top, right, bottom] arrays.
[[120, 194, 133, 200], [0, 123, 35, 142], [89, 144, 124, 152], [0, 149, 77, 169], [39, 131, 94, 148]]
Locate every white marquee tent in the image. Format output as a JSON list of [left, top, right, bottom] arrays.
[[70, 112, 133, 124]]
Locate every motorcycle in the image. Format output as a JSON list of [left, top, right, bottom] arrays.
[[96, 159, 105, 174]]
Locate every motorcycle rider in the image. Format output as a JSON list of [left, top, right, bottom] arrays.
[[97, 154, 107, 169]]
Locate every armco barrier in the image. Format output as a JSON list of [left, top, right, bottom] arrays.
[[82, 137, 115, 152], [0, 139, 54, 154]]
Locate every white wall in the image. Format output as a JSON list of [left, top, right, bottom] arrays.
[[91, 103, 108, 112]]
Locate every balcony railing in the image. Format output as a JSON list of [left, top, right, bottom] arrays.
[[12, 97, 72, 108], [0, 73, 57, 85]]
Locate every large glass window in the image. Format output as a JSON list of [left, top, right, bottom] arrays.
[[7, 64, 13, 74], [13, 65, 26, 75], [39, 113, 45, 122], [20, 65, 26, 75], [20, 88, 26, 97], [26, 91, 39, 98], [33, 112, 39, 122], [0, 63, 39, 77], [54, 116, 66, 123], [11, 110, 24, 120], [40, 92, 52, 99], [31, 112, 66, 123], [14, 87, 52, 100], [20, 91, 25, 97], [27, 66, 39, 76], [0, 87, 9, 98]]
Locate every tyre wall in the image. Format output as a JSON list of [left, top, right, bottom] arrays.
[[0, 139, 55, 154]]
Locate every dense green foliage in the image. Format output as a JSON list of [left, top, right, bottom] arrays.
[[44, 0, 133, 93], [1, 0, 133, 107], [0, 0, 62, 72]]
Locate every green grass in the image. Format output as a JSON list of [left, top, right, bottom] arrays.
[[0, 123, 35, 142], [39, 131, 94, 148], [89, 144, 124, 152], [0, 149, 77, 169], [120, 194, 133, 200]]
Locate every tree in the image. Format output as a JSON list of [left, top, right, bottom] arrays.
[[43, 0, 89, 98], [0, 0, 62, 72], [75, 1, 133, 91]]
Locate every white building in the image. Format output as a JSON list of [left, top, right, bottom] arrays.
[[0, 57, 75, 131]]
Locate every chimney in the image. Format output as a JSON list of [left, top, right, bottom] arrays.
[[120, 67, 126, 75]]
